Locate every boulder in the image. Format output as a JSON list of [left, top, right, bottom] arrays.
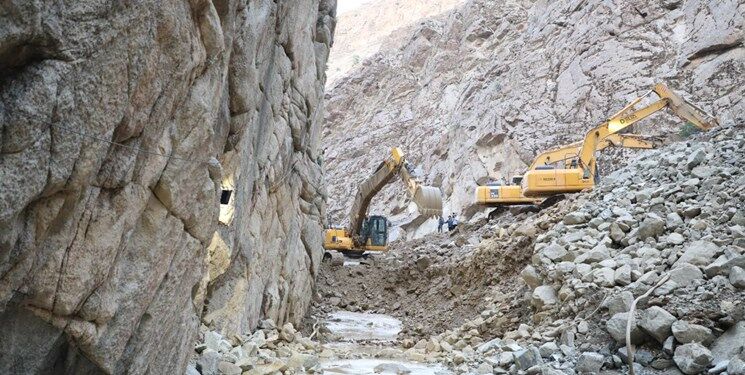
[[521, 265, 542, 289], [217, 361, 242, 375], [286, 352, 319, 370], [476, 362, 494, 374], [564, 212, 588, 225], [729, 356, 745, 375], [668, 263, 704, 287], [593, 267, 616, 287], [541, 244, 570, 262], [373, 363, 411, 375], [668, 232, 685, 245], [675, 240, 720, 267], [280, 323, 297, 342], [639, 306, 677, 344], [531, 285, 558, 309], [602, 291, 634, 315], [674, 343, 713, 374], [576, 352, 604, 373], [606, 312, 648, 344], [614, 264, 632, 286], [196, 349, 220, 375], [710, 322, 745, 363], [638, 213, 666, 240], [730, 266, 745, 288], [539, 342, 560, 358], [204, 331, 225, 352], [672, 321, 714, 345], [513, 347, 543, 370], [686, 149, 706, 170], [576, 245, 611, 264]]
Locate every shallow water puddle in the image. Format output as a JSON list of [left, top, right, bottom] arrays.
[[321, 358, 448, 374], [321, 311, 451, 374], [325, 311, 402, 341]]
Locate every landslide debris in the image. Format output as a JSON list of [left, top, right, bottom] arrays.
[[312, 123, 744, 374]]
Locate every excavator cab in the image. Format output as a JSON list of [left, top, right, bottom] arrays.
[[359, 215, 388, 249]]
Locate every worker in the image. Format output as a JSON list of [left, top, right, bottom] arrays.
[[438, 215, 445, 233]]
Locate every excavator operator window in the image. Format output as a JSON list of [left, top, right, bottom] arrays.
[[367, 216, 388, 247]]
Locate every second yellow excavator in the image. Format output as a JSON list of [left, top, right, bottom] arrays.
[[323, 148, 442, 256], [476, 133, 660, 207], [476, 82, 717, 210], [522, 83, 717, 197]]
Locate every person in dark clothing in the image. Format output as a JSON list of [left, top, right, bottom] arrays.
[[447, 214, 454, 231], [438, 216, 445, 233]]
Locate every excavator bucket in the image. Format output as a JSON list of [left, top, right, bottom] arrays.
[[413, 186, 443, 217]]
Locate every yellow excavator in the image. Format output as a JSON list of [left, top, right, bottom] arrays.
[[476, 82, 718, 209], [323, 148, 442, 256], [522, 82, 717, 197], [476, 133, 661, 207]]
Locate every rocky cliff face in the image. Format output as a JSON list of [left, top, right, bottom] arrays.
[[0, 1, 334, 374], [324, 0, 743, 235], [327, 0, 463, 85]]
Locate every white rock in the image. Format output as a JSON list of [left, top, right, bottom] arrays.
[[531, 285, 558, 309]]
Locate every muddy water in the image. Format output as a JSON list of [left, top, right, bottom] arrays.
[[320, 310, 450, 374]]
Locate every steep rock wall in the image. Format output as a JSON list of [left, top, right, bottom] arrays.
[[0, 0, 334, 374], [324, 0, 743, 234]]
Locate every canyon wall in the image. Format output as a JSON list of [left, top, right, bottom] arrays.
[[0, 0, 334, 373], [323, 0, 743, 235], [327, 0, 464, 85]]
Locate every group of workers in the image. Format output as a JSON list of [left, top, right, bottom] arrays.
[[437, 213, 459, 233]]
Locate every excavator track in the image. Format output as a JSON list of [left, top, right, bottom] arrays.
[[538, 194, 566, 210]]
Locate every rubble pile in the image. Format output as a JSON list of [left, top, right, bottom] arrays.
[[313, 124, 743, 375], [188, 321, 324, 375], [510, 123, 745, 374]]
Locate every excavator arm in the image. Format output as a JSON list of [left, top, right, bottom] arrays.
[[348, 148, 442, 236], [578, 83, 717, 174], [529, 133, 661, 170]]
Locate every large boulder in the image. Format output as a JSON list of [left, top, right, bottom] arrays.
[[576, 352, 604, 373], [531, 286, 558, 309], [637, 213, 666, 240], [730, 266, 745, 288], [639, 306, 677, 344], [675, 240, 721, 267], [710, 322, 745, 364], [606, 312, 648, 345], [672, 321, 715, 345], [564, 212, 589, 225], [668, 263, 705, 287], [674, 343, 713, 375]]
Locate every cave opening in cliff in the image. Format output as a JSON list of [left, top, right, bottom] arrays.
[[220, 189, 233, 205]]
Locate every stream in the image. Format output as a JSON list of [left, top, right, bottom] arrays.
[[319, 310, 450, 374]]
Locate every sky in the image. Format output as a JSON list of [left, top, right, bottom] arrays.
[[336, 0, 374, 14]]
